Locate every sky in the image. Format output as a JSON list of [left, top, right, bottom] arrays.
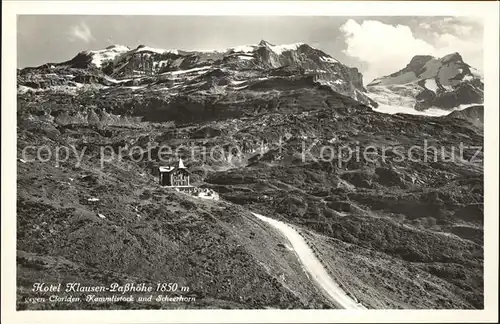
[[17, 15, 483, 84]]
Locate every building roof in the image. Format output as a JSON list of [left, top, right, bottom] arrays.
[[158, 159, 189, 173], [159, 166, 175, 173]]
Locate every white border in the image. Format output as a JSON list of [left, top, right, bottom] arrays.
[[2, 1, 499, 323]]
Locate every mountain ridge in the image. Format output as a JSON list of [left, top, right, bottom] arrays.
[[18, 40, 378, 109]]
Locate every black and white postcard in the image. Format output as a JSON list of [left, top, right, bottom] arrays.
[[2, 1, 499, 323]]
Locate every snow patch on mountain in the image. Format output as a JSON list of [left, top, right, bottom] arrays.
[[320, 56, 338, 64], [231, 80, 246, 85], [230, 42, 305, 55], [425, 79, 438, 93], [152, 60, 170, 69], [238, 55, 255, 61], [232, 45, 257, 53], [124, 85, 147, 91], [169, 66, 211, 75], [367, 83, 424, 109], [268, 43, 305, 55], [373, 103, 451, 117], [87, 45, 131, 67], [135, 46, 179, 55], [373, 102, 482, 117]]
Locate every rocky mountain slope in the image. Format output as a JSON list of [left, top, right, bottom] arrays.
[[367, 53, 483, 113], [16, 42, 483, 310], [18, 40, 377, 113]]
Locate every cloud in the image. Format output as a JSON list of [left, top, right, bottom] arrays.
[[340, 18, 483, 84], [68, 22, 95, 43], [420, 22, 432, 30], [425, 16, 481, 37], [451, 25, 473, 37], [340, 19, 435, 84]]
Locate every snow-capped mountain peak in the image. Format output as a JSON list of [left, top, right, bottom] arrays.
[[84, 44, 131, 67], [257, 40, 306, 55], [134, 45, 179, 55], [104, 44, 130, 51], [367, 52, 483, 114], [368, 52, 477, 87], [229, 40, 306, 55]]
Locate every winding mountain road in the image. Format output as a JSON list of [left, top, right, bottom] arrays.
[[251, 212, 366, 309]]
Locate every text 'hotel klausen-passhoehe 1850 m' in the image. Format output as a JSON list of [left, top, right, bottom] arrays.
[[32, 282, 189, 294]]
